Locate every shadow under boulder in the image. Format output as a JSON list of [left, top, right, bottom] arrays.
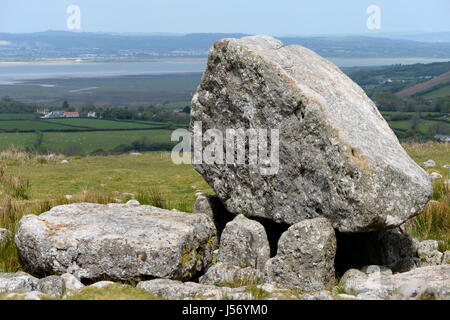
[[335, 229, 420, 276]]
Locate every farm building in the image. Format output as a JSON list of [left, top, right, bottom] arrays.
[[64, 112, 80, 118]]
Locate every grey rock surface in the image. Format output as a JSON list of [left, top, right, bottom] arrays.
[[0, 272, 38, 294], [430, 172, 443, 180], [264, 217, 336, 291], [90, 281, 115, 289], [299, 291, 333, 300], [199, 263, 264, 286], [340, 265, 450, 300], [61, 273, 85, 292], [37, 275, 65, 297], [137, 279, 253, 300], [422, 160, 436, 169], [360, 265, 392, 276], [15, 203, 217, 281], [4, 291, 45, 300], [218, 215, 270, 270], [418, 240, 443, 266], [191, 35, 432, 232]]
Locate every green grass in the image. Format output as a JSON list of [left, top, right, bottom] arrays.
[[62, 283, 163, 300], [403, 142, 450, 250], [0, 114, 36, 120], [44, 118, 163, 129], [423, 84, 450, 99], [0, 129, 174, 153], [4, 152, 211, 204], [0, 120, 77, 131], [0, 283, 163, 300], [388, 119, 450, 135]]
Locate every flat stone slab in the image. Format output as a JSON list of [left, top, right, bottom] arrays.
[[340, 265, 450, 300], [137, 279, 253, 300], [15, 203, 217, 281]]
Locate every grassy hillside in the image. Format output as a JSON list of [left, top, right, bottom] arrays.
[[396, 70, 450, 98]]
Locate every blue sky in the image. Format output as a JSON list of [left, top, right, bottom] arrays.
[[0, 0, 449, 34]]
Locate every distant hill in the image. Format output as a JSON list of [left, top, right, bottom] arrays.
[[1, 31, 450, 60], [396, 70, 450, 98]]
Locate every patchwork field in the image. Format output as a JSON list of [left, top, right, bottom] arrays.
[[0, 129, 174, 153]]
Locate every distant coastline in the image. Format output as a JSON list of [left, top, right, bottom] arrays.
[[0, 58, 207, 67], [1, 57, 449, 68]]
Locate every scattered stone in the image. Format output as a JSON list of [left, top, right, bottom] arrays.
[[255, 283, 298, 300], [299, 291, 333, 300], [199, 263, 264, 286], [442, 251, 450, 265], [60, 160, 69, 164], [15, 203, 217, 281], [126, 199, 140, 206], [0, 272, 38, 294], [443, 164, 450, 170], [137, 279, 253, 300], [264, 218, 336, 291], [191, 35, 432, 232], [37, 275, 65, 298], [418, 240, 443, 266], [61, 273, 85, 292], [360, 265, 392, 276], [430, 172, 443, 180], [218, 215, 270, 271], [64, 195, 73, 200], [129, 152, 142, 156], [5, 291, 45, 300], [193, 193, 214, 217], [422, 160, 436, 169], [90, 281, 115, 289], [340, 265, 450, 300], [336, 293, 359, 300]]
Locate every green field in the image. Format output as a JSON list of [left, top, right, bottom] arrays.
[[44, 118, 163, 130], [423, 84, 450, 99], [0, 129, 174, 153], [4, 152, 211, 202], [0, 113, 36, 120], [0, 120, 78, 131]]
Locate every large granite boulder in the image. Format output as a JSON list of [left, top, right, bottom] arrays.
[[191, 35, 432, 232], [15, 203, 217, 281], [264, 217, 336, 291]]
